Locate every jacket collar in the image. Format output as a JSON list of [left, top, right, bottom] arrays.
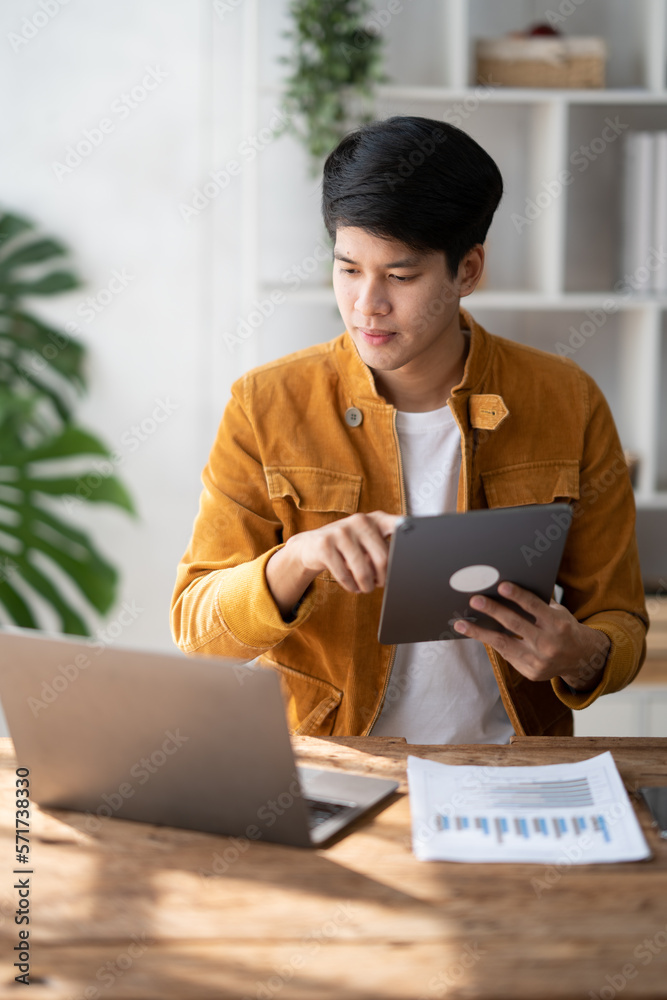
[[334, 305, 493, 406]]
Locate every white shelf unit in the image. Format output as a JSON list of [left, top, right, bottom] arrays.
[[241, 0, 667, 503]]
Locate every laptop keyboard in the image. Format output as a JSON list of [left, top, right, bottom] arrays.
[[304, 797, 352, 828]]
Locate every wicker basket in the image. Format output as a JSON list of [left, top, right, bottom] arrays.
[[476, 36, 607, 89]]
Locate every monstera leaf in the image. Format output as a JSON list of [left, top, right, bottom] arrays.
[[0, 210, 135, 634], [0, 211, 84, 445]]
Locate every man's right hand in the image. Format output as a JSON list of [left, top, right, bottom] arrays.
[[265, 511, 401, 618]]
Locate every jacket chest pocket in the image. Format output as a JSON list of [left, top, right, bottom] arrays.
[[481, 459, 580, 508], [265, 466, 363, 539]]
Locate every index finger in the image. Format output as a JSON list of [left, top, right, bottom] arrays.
[[366, 510, 403, 538], [497, 581, 550, 623]]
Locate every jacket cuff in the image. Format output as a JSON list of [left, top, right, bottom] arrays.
[[550, 618, 643, 711], [218, 544, 318, 649]]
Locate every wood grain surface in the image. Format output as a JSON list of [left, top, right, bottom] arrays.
[[1, 736, 666, 999]]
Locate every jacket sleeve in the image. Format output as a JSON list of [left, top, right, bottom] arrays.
[[551, 368, 648, 710], [170, 375, 318, 657]]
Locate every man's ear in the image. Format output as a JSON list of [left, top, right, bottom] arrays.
[[458, 244, 485, 297]]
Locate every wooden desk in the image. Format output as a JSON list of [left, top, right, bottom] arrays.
[[2, 735, 667, 999]]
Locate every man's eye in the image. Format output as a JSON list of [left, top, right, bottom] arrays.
[[337, 268, 415, 281]]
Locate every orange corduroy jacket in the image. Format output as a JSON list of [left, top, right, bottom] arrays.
[[171, 307, 648, 738]]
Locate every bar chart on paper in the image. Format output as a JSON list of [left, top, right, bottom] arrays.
[[439, 810, 612, 845], [407, 752, 651, 863], [436, 774, 612, 846]]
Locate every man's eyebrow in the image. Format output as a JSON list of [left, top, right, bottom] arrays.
[[332, 250, 423, 267]]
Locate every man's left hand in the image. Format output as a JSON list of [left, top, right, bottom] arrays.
[[453, 582, 611, 692]]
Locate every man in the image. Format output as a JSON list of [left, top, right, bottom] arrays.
[[171, 116, 647, 742]]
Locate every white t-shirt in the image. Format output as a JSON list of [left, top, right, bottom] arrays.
[[371, 402, 514, 745]]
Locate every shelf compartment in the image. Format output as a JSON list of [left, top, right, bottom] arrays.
[[564, 103, 667, 294], [372, 96, 559, 294], [382, 0, 450, 88], [467, 0, 659, 90]]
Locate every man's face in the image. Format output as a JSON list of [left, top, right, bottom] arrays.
[[332, 226, 467, 376]]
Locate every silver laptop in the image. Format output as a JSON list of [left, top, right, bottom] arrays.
[[0, 629, 398, 847], [378, 502, 572, 644]]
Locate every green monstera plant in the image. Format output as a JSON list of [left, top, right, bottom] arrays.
[[0, 210, 134, 635]]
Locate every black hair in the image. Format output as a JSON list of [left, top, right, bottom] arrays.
[[322, 115, 503, 278]]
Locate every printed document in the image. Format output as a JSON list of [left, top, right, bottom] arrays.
[[407, 751, 651, 863]]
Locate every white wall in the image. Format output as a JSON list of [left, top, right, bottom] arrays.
[[0, 0, 245, 655], [0, 1, 265, 732]]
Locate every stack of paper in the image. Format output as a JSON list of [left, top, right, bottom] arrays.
[[407, 751, 651, 864], [621, 131, 667, 293]]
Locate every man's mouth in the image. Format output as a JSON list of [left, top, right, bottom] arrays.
[[358, 327, 396, 345]]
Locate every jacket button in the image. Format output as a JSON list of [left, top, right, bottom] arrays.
[[345, 407, 363, 427]]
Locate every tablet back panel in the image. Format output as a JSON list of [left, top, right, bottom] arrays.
[[378, 503, 572, 644]]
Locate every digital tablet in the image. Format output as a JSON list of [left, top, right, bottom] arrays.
[[378, 503, 572, 644]]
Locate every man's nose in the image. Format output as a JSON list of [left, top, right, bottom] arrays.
[[354, 278, 390, 316]]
